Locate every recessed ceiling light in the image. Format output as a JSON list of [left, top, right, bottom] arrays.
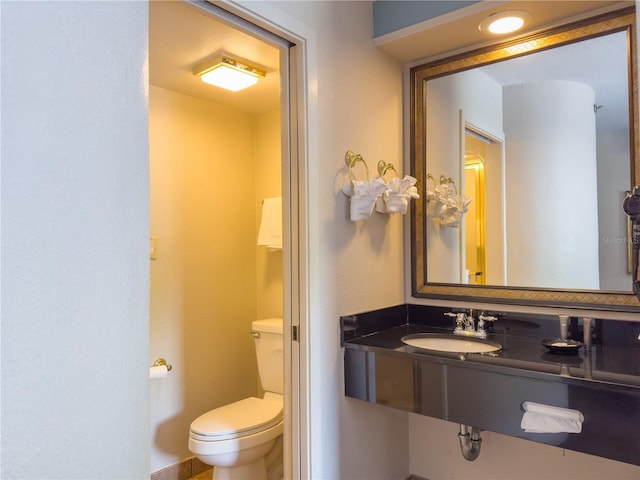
[[193, 55, 266, 92], [479, 10, 532, 35]]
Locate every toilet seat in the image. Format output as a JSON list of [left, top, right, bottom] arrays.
[[190, 393, 283, 442]]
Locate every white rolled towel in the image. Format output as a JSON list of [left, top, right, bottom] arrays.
[[258, 197, 282, 250], [521, 401, 584, 433]]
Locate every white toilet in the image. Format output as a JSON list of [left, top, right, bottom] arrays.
[[188, 318, 283, 480]]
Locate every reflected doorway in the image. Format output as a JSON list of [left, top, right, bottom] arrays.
[[462, 125, 506, 286], [464, 151, 486, 285]]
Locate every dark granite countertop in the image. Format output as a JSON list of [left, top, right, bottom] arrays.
[[341, 304, 640, 390]]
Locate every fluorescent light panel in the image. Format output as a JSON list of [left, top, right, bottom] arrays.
[[193, 56, 265, 92]]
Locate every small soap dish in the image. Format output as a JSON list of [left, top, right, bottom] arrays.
[[542, 338, 583, 354]]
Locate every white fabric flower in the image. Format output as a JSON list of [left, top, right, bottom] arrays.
[[342, 178, 388, 221], [426, 183, 455, 219], [440, 194, 472, 228], [377, 175, 420, 214]]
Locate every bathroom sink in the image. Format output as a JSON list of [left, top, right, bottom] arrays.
[[401, 333, 502, 353]]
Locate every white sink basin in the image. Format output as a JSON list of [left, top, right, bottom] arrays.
[[402, 334, 502, 353]]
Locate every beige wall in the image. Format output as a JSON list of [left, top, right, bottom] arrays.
[[255, 109, 284, 319], [149, 85, 281, 471]]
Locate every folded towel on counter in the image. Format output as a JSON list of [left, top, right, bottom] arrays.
[[257, 197, 282, 250], [521, 401, 584, 433]]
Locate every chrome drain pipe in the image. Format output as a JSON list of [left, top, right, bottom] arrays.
[[458, 424, 482, 461]]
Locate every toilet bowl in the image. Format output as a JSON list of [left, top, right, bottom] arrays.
[[189, 393, 283, 480], [188, 318, 284, 480]]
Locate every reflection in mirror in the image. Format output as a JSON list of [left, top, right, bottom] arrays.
[[463, 145, 488, 286], [411, 8, 640, 310]]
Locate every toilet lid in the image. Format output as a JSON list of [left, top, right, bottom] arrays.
[[190, 395, 283, 441]]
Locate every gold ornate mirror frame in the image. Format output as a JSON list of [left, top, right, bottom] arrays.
[[411, 7, 640, 312]]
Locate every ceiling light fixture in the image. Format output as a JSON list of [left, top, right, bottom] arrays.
[[479, 10, 532, 35], [193, 55, 266, 92]]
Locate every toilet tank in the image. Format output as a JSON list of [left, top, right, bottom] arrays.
[[252, 318, 283, 395]]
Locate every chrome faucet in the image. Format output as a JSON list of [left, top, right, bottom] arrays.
[[445, 310, 497, 339]]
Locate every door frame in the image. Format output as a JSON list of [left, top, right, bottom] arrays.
[[187, 1, 314, 477]]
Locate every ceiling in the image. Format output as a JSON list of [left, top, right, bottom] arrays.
[[149, 1, 280, 115], [374, 1, 634, 63], [149, 0, 633, 125]]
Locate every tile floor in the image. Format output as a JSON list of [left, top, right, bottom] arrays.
[[188, 468, 212, 480]]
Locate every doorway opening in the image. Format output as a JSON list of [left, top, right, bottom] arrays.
[[148, 2, 301, 479]]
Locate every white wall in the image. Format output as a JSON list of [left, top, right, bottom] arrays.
[[409, 415, 640, 480], [249, 1, 410, 478], [1, 1, 149, 478], [597, 127, 631, 291], [297, 3, 408, 478], [504, 81, 600, 289]]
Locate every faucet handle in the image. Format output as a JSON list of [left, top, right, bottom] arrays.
[[477, 313, 498, 337], [445, 311, 465, 331]]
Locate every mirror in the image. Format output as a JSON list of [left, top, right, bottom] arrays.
[[411, 7, 640, 311]]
